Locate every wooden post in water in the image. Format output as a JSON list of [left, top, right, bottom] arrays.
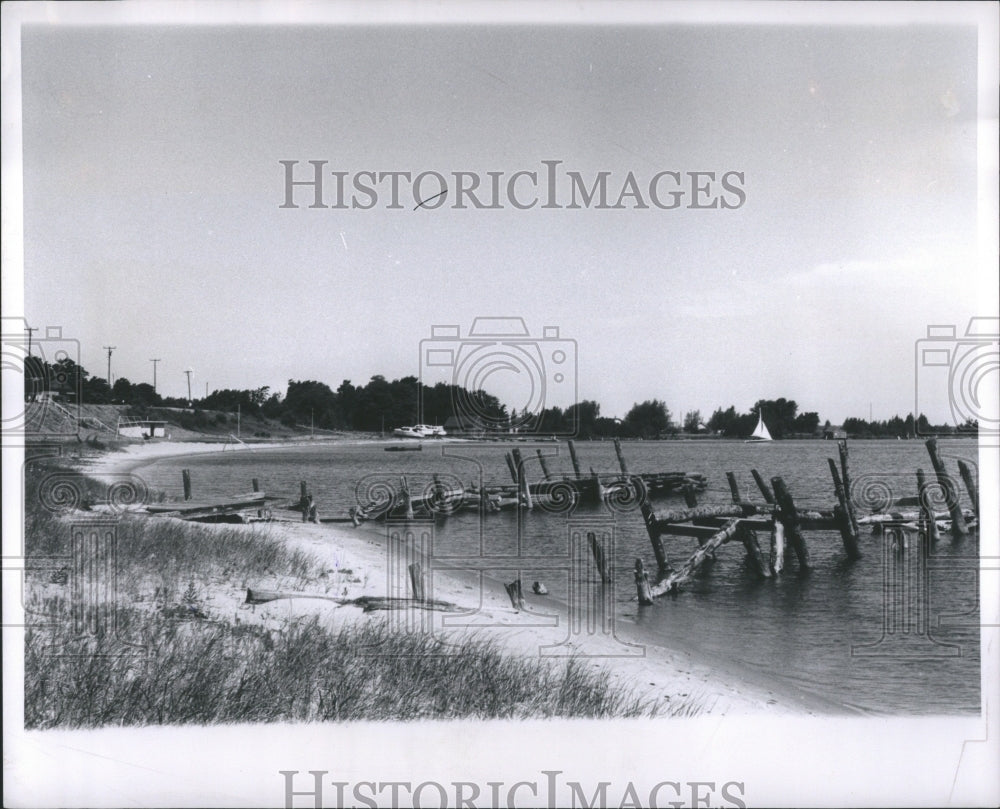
[[613, 438, 631, 478], [640, 501, 671, 579], [682, 485, 699, 508], [634, 559, 654, 606], [925, 438, 968, 536], [771, 477, 811, 570], [739, 525, 770, 578], [408, 562, 426, 602], [837, 440, 861, 538], [536, 449, 552, 481], [751, 469, 775, 504], [252, 478, 260, 493], [827, 458, 861, 560], [726, 472, 742, 504], [567, 440, 583, 479], [182, 469, 192, 501], [400, 475, 414, 520], [916, 468, 939, 543], [956, 459, 979, 522], [769, 519, 785, 575], [504, 452, 519, 485], [512, 449, 532, 510], [588, 532, 610, 584]]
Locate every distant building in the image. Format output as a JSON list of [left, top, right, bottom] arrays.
[[823, 425, 848, 440]]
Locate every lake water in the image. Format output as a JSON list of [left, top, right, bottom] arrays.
[[131, 438, 981, 715]]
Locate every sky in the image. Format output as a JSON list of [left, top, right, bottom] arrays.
[[11, 9, 997, 425]]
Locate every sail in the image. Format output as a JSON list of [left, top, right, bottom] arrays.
[[750, 413, 773, 441]]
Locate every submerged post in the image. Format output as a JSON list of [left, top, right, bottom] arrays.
[[634, 559, 654, 606], [640, 501, 671, 579], [613, 438, 631, 478], [828, 458, 861, 560], [956, 459, 979, 522], [751, 469, 775, 504], [536, 449, 552, 481], [505, 452, 519, 485], [925, 438, 968, 536], [683, 484, 699, 508], [771, 477, 811, 570], [725, 472, 742, 504], [182, 469, 192, 501], [769, 519, 785, 575], [567, 440, 583, 479], [408, 562, 426, 602], [916, 468, 939, 543], [400, 475, 414, 520], [252, 478, 260, 493], [512, 449, 533, 510], [588, 532, 610, 585], [739, 525, 770, 578], [836, 440, 861, 539]]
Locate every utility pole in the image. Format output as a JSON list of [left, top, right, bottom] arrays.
[[237, 403, 241, 438], [103, 346, 116, 386], [184, 369, 192, 404], [149, 358, 160, 392], [25, 326, 37, 357], [311, 408, 314, 438]]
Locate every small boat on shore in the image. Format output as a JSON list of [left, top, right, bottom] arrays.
[[385, 444, 423, 452], [392, 426, 425, 438], [744, 412, 773, 443]]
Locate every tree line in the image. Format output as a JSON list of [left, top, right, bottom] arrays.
[[23, 355, 977, 438]]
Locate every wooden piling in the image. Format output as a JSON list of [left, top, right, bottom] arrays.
[[682, 485, 699, 508], [535, 449, 552, 480], [925, 438, 968, 536], [182, 469, 192, 501], [827, 458, 861, 560], [650, 518, 742, 597], [640, 501, 671, 579], [740, 525, 771, 578], [567, 440, 583, 479], [299, 481, 308, 505], [588, 532, 610, 584], [613, 438, 631, 477], [400, 475, 414, 520], [769, 519, 785, 575], [771, 477, 811, 570], [634, 559, 654, 605], [916, 468, 939, 543], [751, 469, 775, 504], [252, 478, 260, 493], [513, 450, 533, 510], [408, 562, 426, 602], [504, 579, 525, 610], [726, 472, 742, 504], [956, 459, 979, 522], [505, 452, 519, 485], [837, 440, 861, 538]]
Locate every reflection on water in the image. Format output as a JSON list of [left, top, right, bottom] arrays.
[[133, 438, 981, 714]]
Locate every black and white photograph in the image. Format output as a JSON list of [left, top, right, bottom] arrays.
[[3, 1, 998, 806]]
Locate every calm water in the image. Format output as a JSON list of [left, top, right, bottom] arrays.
[[132, 438, 982, 714]]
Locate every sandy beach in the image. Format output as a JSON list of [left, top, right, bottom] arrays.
[[69, 438, 858, 718]]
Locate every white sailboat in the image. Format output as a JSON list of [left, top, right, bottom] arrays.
[[744, 411, 773, 443]]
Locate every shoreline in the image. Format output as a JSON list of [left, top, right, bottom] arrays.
[[78, 438, 857, 717]]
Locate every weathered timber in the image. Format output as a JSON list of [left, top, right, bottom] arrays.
[[740, 525, 771, 578], [244, 588, 458, 611], [299, 481, 308, 505], [771, 477, 811, 570], [916, 468, 939, 543], [567, 440, 583, 479], [640, 500, 671, 578], [828, 458, 861, 560], [182, 469, 192, 501], [536, 449, 552, 480], [400, 475, 414, 520], [683, 484, 699, 508], [926, 438, 968, 536], [770, 519, 785, 575], [957, 459, 979, 522], [726, 472, 743, 504], [588, 531, 610, 584], [505, 452, 519, 484], [408, 562, 426, 602], [837, 440, 861, 539], [655, 504, 762, 524], [751, 469, 775, 504], [614, 438, 631, 478], [649, 519, 742, 597], [504, 579, 525, 610], [252, 478, 260, 492], [514, 449, 533, 509], [635, 559, 654, 605]]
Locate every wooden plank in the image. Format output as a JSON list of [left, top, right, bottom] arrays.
[[649, 519, 742, 597]]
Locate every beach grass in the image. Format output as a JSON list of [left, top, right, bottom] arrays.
[[22, 460, 675, 726]]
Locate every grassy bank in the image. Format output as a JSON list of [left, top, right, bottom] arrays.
[[23, 460, 669, 726]]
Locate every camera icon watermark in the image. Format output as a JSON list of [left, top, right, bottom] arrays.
[[914, 316, 999, 444], [2, 317, 81, 440], [419, 318, 578, 435]]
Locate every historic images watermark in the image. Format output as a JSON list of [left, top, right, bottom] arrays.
[[279, 769, 748, 809], [278, 160, 747, 211]]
